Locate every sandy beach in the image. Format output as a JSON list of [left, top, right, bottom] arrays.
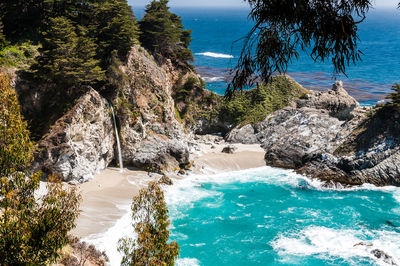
[[72, 142, 266, 240]]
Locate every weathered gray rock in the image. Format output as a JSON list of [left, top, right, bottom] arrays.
[[253, 81, 400, 186], [33, 88, 115, 182], [258, 106, 356, 169], [225, 124, 258, 144], [296, 81, 359, 120], [115, 45, 194, 172], [158, 174, 173, 185]]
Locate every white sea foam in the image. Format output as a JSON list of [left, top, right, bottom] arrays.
[[176, 257, 200, 266], [83, 204, 134, 266], [201, 76, 225, 83], [196, 52, 234, 58], [271, 226, 400, 265]]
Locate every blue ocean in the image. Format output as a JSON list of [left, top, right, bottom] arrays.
[[134, 7, 400, 105], [165, 167, 400, 266], [131, 6, 400, 266]]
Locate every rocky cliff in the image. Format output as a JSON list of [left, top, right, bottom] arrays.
[[228, 81, 400, 186], [23, 45, 205, 181], [32, 88, 115, 182]]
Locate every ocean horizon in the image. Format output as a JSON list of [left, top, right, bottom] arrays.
[[133, 6, 400, 105]]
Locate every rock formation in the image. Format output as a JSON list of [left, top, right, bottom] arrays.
[[32, 88, 115, 182], [228, 81, 400, 186]]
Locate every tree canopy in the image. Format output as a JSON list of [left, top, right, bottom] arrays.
[[228, 0, 374, 95], [139, 0, 193, 66], [33, 16, 104, 88]]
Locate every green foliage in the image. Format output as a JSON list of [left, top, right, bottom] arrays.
[[32, 16, 104, 88], [94, 0, 140, 64], [119, 182, 180, 265], [0, 22, 7, 50], [0, 43, 39, 69], [229, 0, 373, 94], [139, 0, 193, 65], [220, 75, 309, 126], [0, 73, 81, 265], [386, 83, 400, 105]]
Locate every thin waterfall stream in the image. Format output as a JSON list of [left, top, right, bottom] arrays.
[[109, 103, 124, 172]]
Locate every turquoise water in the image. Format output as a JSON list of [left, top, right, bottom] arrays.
[[165, 167, 400, 265], [132, 7, 400, 105]]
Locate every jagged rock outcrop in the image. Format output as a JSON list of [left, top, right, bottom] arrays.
[[32, 88, 115, 182], [229, 81, 400, 186], [113, 45, 194, 172]]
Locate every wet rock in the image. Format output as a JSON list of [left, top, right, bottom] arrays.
[[158, 175, 173, 186], [371, 249, 397, 265]]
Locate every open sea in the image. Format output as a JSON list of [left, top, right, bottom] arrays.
[[89, 6, 400, 266], [134, 6, 400, 105]]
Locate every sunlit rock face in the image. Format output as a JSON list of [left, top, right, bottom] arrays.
[[33, 88, 115, 182], [228, 81, 400, 186]]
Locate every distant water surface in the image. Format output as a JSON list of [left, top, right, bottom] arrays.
[[133, 7, 400, 105]]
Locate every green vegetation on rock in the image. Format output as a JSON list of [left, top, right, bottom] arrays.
[[0, 43, 39, 69], [219, 75, 309, 126]]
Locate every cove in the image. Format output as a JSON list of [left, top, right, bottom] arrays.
[[165, 167, 400, 265]]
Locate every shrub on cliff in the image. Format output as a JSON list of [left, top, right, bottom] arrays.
[[0, 22, 7, 50], [387, 83, 400, 106], [0, 73, 81, 265], [139, 0, 193, 66], [118, 182, 179, 265], [219, 75, 309, 126]]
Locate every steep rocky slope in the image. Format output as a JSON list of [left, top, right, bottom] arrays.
[[17, 45, 206, 181], [114, 45, 195, 172]]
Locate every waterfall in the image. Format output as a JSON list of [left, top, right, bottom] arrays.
[[109, 104, 124, 172]]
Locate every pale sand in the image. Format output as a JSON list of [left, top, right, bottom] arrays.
[[73, 142, 266, 239]]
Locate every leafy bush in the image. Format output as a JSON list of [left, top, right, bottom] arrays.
[[219, 75, 309, 126], [0, 73, 81, 265], [0, 43, 39, 68], [118, 182, 179, 265]]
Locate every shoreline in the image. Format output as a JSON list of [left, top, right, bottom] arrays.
[[72, 141, 266, 240]]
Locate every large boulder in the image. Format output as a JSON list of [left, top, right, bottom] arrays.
[[296, 81, 359, 120], [225, 124, 258, 144], [33, 89, 115, 182]]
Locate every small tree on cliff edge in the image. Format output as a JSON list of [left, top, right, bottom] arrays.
[[139, 0, 193, 66], [0, 73, 81, 265], [118, 181, 180, 265]]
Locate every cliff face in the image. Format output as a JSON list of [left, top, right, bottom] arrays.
[[228, 81, 400, 186], [32, 88, 115, 182], [114, 45, 194, 172], [25, 45, 201, 181]]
